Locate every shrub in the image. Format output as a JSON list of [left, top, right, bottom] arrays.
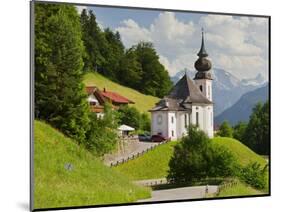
[[233, 121, 247, 142], [118, 105, 151, 131], [118, 105, 140, 129], [217, 121, 233, 137], [239, 162, 268, 190], [140, 113, 151, 132], [168, 125, 237, 183], [85, 103, 119, 156]]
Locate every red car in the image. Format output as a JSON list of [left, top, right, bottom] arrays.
[[151, 134, 168, 142]]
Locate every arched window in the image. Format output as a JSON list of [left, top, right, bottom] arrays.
[[171, 116, 174, 124], [196, 112, 199, 127], [157, 115, 163, 124], [199, 85, 203, 92]]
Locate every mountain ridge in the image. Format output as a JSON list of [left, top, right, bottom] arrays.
[[214, 84, 269, 125], [171, 68, 267, 116]]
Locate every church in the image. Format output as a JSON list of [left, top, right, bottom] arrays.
[[149, 30, 214, 139]]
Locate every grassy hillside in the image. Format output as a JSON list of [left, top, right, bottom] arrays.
[[83, 72, 159, 114], [115, 137, 267, 181], [114, 142, 178, 180], [34, 121, 150, 209], [212, 137, 267, 167], [217, 180, 265, 197]]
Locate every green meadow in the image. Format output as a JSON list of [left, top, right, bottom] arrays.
[[34, 120, 150, 209], [83, 72, 160, 114]]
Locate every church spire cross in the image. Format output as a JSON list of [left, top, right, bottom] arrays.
[[197, 28, 208, 57]]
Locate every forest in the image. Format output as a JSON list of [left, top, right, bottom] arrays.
[[34, 4, 171, 155]]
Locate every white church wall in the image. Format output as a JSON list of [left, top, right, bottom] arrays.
[[191, 105, 202, 128], [168, 112, 177, 140], [176, 112, 189, 138], [194, 79, 213, 101], [151, 111, 168, 137], [206, 105, 214, 138], [191, 104, 213, 138]]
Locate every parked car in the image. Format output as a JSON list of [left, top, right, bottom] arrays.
[[151, 134, 168, 142], [138, 134, 151, 141]]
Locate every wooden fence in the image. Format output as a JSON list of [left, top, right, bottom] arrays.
[[217, 179, 239, 193], [110, 140, 170, 167]]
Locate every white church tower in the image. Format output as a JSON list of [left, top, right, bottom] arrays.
[[149, 29, 214, 140], [194, 28, 213, 102], [193, 28, 214, 137]]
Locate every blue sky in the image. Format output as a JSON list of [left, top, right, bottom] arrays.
[[77, 6, 269, 80], [87, 6, 202, 29]]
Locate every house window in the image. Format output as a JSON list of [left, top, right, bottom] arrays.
[[189, 113, 191, 125], [208, 85, 210, 98], [157, 115, 163, 124], [90, 101, 97, 106], [210, 112, 212, 127], [196, 112, 199, 127], [171, 116, 174, 124], [184, 114, 187, 127], [199, 85, 203, 92], [172, 130, 174, 137]]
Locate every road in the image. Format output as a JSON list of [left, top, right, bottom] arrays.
[[137, 185, 218, 202]]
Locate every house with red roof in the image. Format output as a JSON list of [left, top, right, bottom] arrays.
[[86, 86, 134, 118]]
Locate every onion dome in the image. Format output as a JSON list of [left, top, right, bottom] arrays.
[[194, 28, 212, 80]]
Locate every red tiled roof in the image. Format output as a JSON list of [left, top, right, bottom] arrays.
[[85, 86, 97, 94], [100, 90, 134, 104], [85, 86, 134, 104]]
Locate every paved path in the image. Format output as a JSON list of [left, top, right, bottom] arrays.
[[103, 139, 158, 166], [137, 185, 218, 202]]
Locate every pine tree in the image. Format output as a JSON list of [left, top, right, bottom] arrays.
[[118, 48, 142, 88], [233, 121, 247, 142], [80, 9, 108, 72], [102, 28, 125, 80], [133, 42, 172, 97], [243, 101, 269, 155], [35, 4, 90, 143]]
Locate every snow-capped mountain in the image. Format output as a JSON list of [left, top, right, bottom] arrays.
[[241, 73, 267, 87], [171, 68, 267, 116]]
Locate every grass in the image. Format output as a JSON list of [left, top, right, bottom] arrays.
[[34, 120, 150, 209], [212, 137, 267, 167], [217, 179, 265, 197], [83, 72, 160, 114], [114, 141, 178, 180], [115, 137, 268, 183], [213, 137, 269, 194]]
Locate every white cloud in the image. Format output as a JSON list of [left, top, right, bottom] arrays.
[[114, 12, 268, 80], [116, 19, 152, 47], [76, 6, 87, 14]]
